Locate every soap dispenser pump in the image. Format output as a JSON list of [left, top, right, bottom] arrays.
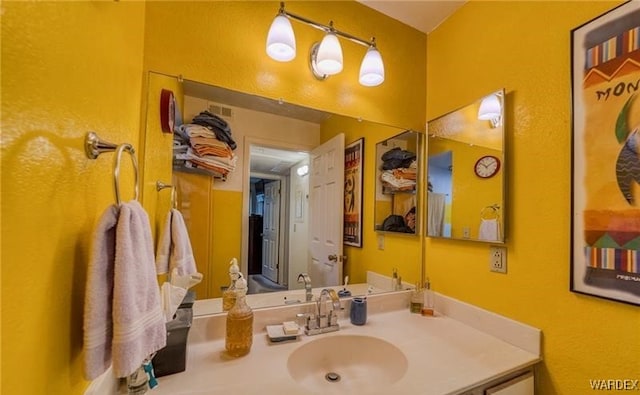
[[222, 258, 240, 311], [225, 273, 253, 357]]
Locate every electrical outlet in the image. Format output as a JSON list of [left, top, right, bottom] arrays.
[[463, 227, 471, 238], [489, 246, 507, 273]]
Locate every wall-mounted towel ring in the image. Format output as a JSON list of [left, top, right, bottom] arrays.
[[85, 132, 139, 205], [480, 204, 500, 220], [156, 181, 177, 210], [113, 144, 139, 205]]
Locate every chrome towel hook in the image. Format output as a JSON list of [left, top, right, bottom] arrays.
[[85, 131, 118, 159], [156, 181, 177, 210]]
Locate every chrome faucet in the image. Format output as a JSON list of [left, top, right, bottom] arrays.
[[319, 288, 341, 315], [300, 288, 341, 336], [297, 273, 313, 302]]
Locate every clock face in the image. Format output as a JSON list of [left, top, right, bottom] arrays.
[[474, 155, 500, 178]]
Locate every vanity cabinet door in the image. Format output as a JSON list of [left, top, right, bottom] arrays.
[[485, 371, 534, 395]]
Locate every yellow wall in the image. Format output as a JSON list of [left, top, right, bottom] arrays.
[[426, 1, 640, 393], [1, 2, 146, 394], [143, 1, 426, 131]]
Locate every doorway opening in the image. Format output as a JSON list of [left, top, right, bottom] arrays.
[[246, 144, 309, 294]]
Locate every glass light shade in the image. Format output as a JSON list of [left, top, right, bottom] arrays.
[[359, 47, 385, 87], [316, 33, 343, 75], [296, 165, 309, 176], [478, 94, 502, 120], [266, 15, 296, 62]]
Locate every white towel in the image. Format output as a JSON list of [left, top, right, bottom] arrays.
[[156, 208, 201, 321], [83, 201, 166, 380], [111, 201, 166, 377], [155, 208, 198, 277], [428, 193, 446, 236], [478, 218, 500, 241], [83, 205, 118, 380]]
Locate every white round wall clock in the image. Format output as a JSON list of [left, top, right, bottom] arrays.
[[474, 155, 501, 178]]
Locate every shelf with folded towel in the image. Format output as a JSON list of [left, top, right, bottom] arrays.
[[173, 163, 227, 181]]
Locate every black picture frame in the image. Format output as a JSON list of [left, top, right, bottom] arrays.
[[570, 1, 640, 306], [344, 138, 364, 247]]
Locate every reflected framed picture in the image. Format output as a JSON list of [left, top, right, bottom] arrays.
[[344, 138, 364, 247], [570, 1, 640, 306]]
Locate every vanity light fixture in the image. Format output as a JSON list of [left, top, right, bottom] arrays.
[[314, 29, 343, 76], [477, 93, 502, 128], [266, 12, 296, 61], [266, 2, 385, 87]]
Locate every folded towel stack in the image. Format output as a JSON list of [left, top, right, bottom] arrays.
[[83, 201, 166, 380], [173, 111, 237, 178], [380, 148, 417, 192]]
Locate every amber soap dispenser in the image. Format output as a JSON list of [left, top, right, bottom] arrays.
[[225, 274, 253, 357]]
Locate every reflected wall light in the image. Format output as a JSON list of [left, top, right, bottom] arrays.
[[266, 2, 385, 87], [477, 93, 502, 128], [296, 164, 309, 177]]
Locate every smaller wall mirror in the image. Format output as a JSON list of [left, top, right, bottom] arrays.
[[374, 130, 421, 235], [427, 89, 505, 243]]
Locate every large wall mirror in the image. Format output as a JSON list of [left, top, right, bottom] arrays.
[[143, 71, 422, 316], [426, 89, 506, 243]]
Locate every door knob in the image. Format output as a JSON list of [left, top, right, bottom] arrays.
[[328, 254, 347, 262]]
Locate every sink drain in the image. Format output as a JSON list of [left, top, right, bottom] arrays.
[[325, 372, 341, 383]]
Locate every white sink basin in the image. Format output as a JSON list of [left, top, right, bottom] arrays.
[[287, 335, 408, 394]]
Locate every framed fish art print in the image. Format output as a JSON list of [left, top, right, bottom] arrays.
[[571, 0, 640, 306]]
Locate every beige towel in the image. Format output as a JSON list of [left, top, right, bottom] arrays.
[[428, 193, 446, 237], [83, 201, 166, 379], [112, 201, 166, 377], [156, 208, 202, 321], [156, 208, 198, 277], [83, 205, 118, 380], [478, 218, 500, 241]]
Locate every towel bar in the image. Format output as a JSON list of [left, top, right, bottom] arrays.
[[480, 204, 500, 220], [85, 132, 139, 205]]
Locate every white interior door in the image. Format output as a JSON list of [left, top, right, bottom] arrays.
[[262, 180, 280, 282], [309, 133, 345, 287]]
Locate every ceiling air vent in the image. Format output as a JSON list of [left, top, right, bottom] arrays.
[[207, 102, 233, 119]]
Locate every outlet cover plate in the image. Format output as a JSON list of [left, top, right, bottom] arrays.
[[490, 246, 507, 273]]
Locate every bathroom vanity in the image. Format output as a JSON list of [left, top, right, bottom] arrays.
[[146, 291, 540, 395]]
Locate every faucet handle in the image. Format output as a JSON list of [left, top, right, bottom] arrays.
[[296, 313, 319, 330], [329, 310, 339, 327]]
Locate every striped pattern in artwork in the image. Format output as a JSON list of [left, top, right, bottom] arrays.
[[585, 247, 640, 274], [585, 26, 640, 70]]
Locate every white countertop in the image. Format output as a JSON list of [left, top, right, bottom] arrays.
[[151, 293, 541, 395]]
